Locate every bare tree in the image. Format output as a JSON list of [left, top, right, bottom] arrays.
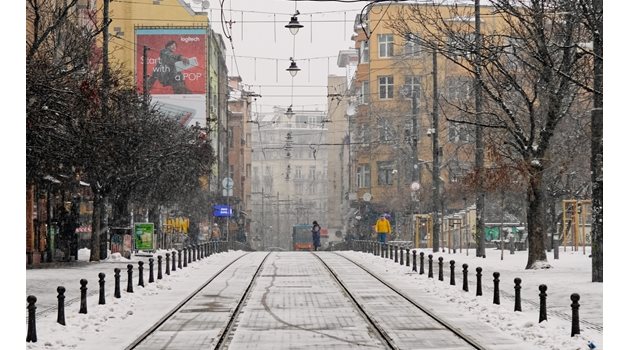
[[391, 0, 592, 268]]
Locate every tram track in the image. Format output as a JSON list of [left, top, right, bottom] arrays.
[[314, 251, 489, 350], [126, 251, 268, 350]]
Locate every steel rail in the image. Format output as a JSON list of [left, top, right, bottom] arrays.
[[213, 252, 271, 349], [312, 252, 399, 350], [125, 252, 252, 350], [325, 252, 488, 350]]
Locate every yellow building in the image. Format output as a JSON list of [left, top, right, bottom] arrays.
[[349, 3, 501, 239]]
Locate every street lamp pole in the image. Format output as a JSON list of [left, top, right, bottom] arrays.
[[431, 48, 440, 253]]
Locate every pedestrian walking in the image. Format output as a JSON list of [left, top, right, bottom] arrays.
[[375, 214, 391, 245], [210, 223, 221, 241], [312, 221, 321, 251]]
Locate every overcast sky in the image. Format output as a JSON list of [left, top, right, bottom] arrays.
[[196, 0, 366, 113]]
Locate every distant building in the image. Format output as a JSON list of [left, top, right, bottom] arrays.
[[250, 108, 328, 250]]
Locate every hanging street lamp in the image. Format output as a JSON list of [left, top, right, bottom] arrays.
[[285, 11, 304, 36], [286, 58, 300, 77]]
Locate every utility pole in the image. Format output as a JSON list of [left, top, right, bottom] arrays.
[[142, 45, 150, 109], [591, 0, 603, 282], [474, 0, 486, 258], [277, 192, 280, 248], [261, 187, 265, 250], [431, 48, 440, 253], [99, 0, 111, 260], [411, 89, 420, 189]]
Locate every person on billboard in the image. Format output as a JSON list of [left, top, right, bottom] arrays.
[[147, 40, 191, 94]]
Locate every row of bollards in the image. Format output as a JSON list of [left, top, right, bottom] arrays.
[[351, 239, 582, 338], [26, 241, 230, 343]]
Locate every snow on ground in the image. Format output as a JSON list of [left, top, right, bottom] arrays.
[[16, 246, 611, 349]]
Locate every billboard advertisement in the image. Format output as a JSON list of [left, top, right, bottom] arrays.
[[136, 28, 207, 127]]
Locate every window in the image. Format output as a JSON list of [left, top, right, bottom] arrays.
[[404, 118, 418, 143], [360, 40, 369, 63], [295, 166, 303, 179], [308, 182, 316, 194], [447, 33, 476, 59], [356, 164, 371, 188], [403, 33, 422, 57], [309, 166, 316, 179], [378, 75, 394, 99], [228, 127, 234, 148], [359, 81, 369, 104], [404, 76, 421, 99], [445, 76, 472, 102], [246, 164, 251, 177], [378, 118, 393, 142], [378, 34, 394, 58], [448, 121, 474, 143], [377, 161, 395, 186]]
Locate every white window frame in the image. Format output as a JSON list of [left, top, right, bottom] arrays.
[[378, 34, 394, 58], [404, 76, 421, 99], [378, 75, 394, 100], [360, 81, 369, 104], [377, 161, 395, 186], [360, 40, 370, 63], [356, 164, 371, 188], [403, 34, 422, 57]]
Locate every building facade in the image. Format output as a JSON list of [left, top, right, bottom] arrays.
[[250, 108, 329, 250]]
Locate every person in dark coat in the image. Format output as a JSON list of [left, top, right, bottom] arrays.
[[311, 221, 321, 251]]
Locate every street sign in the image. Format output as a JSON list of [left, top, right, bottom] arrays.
[[213, 205, 233, 217], [222, 177, 234, 189]]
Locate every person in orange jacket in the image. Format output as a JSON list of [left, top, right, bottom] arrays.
[[375, 214, 391, 244]]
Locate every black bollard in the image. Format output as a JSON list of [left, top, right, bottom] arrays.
[[476, 267, 483, 296], [381, 243, 384, 258], [385, 244, 389, 259], [138, 261, 144, 287], [157, 256, 163, 280], [539, 284, 548, 322], [183, 248, 188, 267], [449, 260, 456, 286], [79, 279, 88, 314], [126, 264, 134, 293], [114, 268, 121, 298], [462, 264, 469, 292], [406, 249, 410, 267], [492, 272, 500, 305], [514, 278, 522, 312], [412, 251, 417, 272], [192, 245, 197, 262], [428, 254, 434, 278], [26, 295, 37, 342], [419, 252, 425, 275], [389, 244, 393, 260], [98, 273, 106, 305], [57, 287, 66, 325], [176, 250, 180, 270], [188, 246, 192, 264], [438, 257, 444, 281], [400, 247, 404, 265], [571, 293, 581, 336], [394, 245, 398, 263], [148, 258, 155, 283], [165, 253, 170, 275]]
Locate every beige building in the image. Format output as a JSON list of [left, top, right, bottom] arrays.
[[251, 108, 328, 250]]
